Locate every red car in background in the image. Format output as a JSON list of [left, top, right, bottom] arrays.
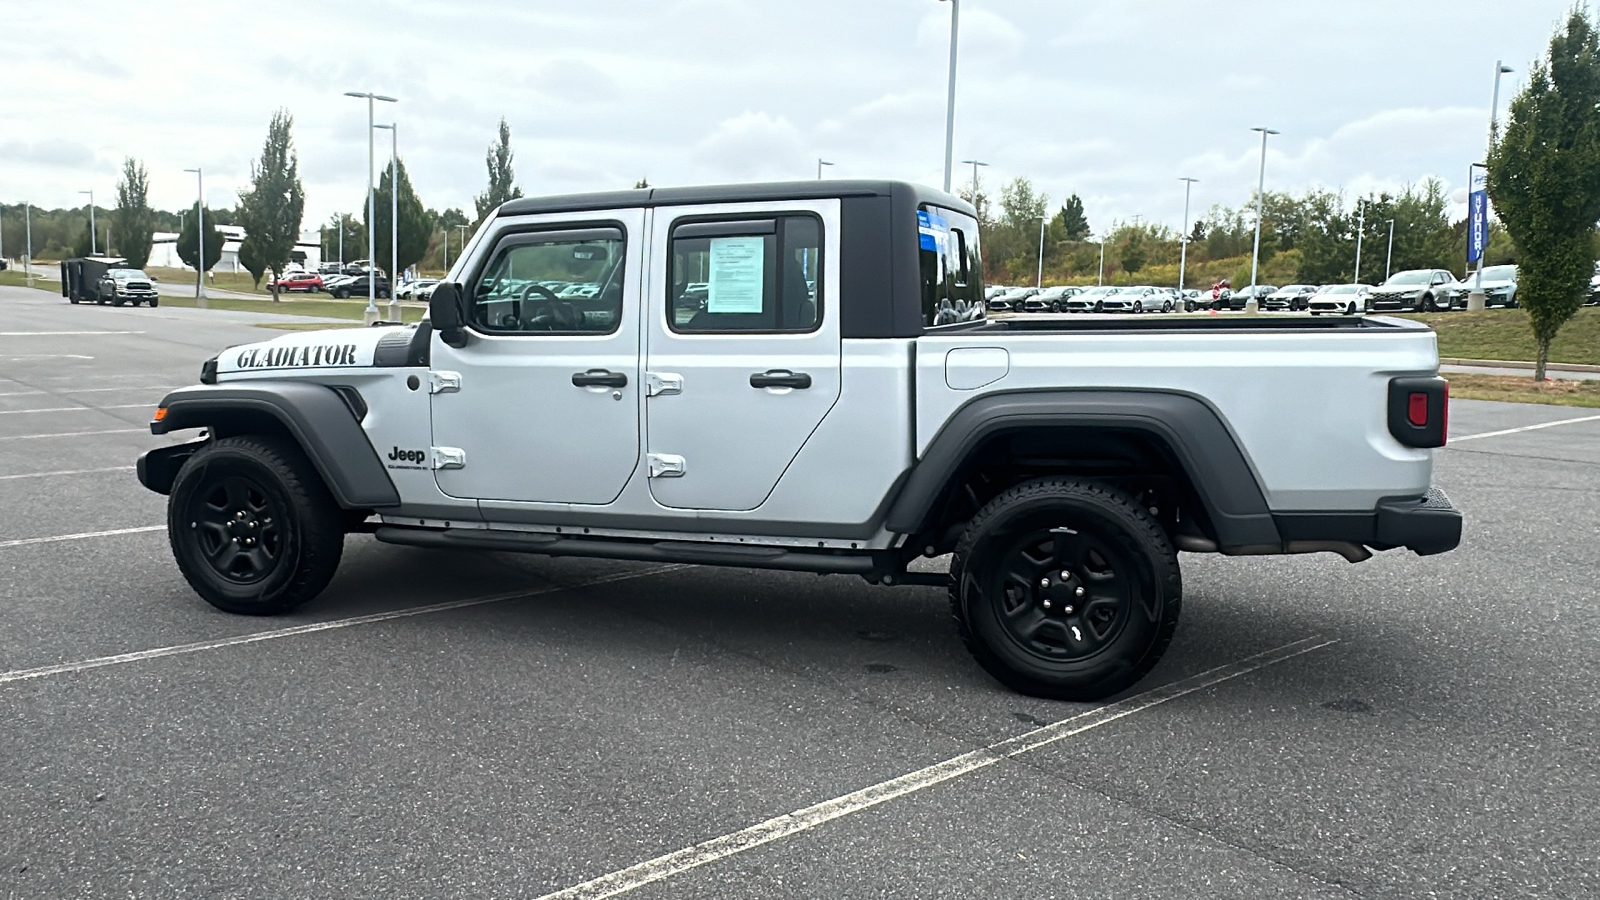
[[270, 271, 323, 292]]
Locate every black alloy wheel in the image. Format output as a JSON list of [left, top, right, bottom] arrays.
[[1132, 301, 1143, 314], [950, 479, 1181, 701], [168, 435, 345, 615], [1093, 301, 1104, 313]]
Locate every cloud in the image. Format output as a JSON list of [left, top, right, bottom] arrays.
[[916, 6, 1025, 57], [0, 139, 101, 169], [691, 111, 807, 180]]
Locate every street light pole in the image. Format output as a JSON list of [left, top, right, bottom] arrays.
[[1097, 235, 1105, 287], [816, 158, 834, 180], [184, 168, 205, 306], [1354, 199, 1365, 285], [24, 202, 32, 288], [1036, 216, 1048, 288], [375, 122, 401, 322], [1385, 219, 1395, 282], [1178, 177, 1198, 293], [1247, 127, 1279, 312], [959, 158, 988, 200], [940, 0, 960, 192], [345, 90, 398, 324], [79, 190, 96, 255], [454, 224, 470, 273], [1470, 62, 1514, 311]]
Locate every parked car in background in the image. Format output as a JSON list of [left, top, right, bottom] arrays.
[[1115, 286, 1174, 314], [343, 259, 372, 275], [318, 262, 343, 276], [987, 287, 1037, 312], [328, 274, 391, 299], [1307, 284, 1370, 315], [1064, 285, 1121, 312], [396, 279, 440, 301], [1216, 284, 1277, 311], [1369, 269, 1461, 312], [1452, 265, 1518, 308], [1263, 284, 1317, 311], [1152, 287, 1182, 312], [1590, 262, 1600, 305], [985, 284, 1012, 301], [1181, 288, 1205, 311], [1024, 285, 1080, 312], [269, 271, 323, 293]]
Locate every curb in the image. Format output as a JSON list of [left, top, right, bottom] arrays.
[[1440, 357, 1600, 374]]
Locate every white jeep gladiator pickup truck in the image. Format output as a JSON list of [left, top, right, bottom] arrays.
[[137, 180, 1460, 700]]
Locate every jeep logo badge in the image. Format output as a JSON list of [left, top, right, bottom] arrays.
[[388, 447, 427, 465]]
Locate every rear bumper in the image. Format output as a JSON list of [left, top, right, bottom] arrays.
[[1273, 487, 1462, 556]]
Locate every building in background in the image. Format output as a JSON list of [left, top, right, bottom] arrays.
[[147, 227, 322, 272]]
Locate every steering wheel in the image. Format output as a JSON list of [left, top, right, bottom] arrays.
[[509, 283, 579, 331]]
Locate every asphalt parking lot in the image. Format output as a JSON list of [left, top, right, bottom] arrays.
[[1, 284, 1597, 899]]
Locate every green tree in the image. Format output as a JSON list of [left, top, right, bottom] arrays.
[[174, 201, 224, 292], [634, 178, 650, 189], [236, 108, 306, 301], [1120, 229, 1148, 274], [112, 158, 154, 269], [367, 157, 431, 280], [70, 216, 97, 258], [474, 117, 524, 224], [237, 237, 268, 288], [1489, 10, 1600, 379], [1055, 194, 1091, 241], [327, 213, 365, 267]]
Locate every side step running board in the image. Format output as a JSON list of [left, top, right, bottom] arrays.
[[373, 525, 883, 576]]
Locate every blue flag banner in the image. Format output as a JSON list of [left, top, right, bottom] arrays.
[[1467, 168, 1489, 265]]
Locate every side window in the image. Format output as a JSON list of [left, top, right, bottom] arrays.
[[471, 227, 626, 334], [920, 206, 986, 327], [668, 215, 821, 333]]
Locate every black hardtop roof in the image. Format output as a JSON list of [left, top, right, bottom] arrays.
[[496, 179, 976, 219]]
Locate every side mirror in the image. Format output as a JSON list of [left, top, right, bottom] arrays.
[[429, 283, 469, 348]]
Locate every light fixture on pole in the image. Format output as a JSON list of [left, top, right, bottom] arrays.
[[183, 168, 205, 307], [1384, 219, 1395, 282], [79, 190, 97, 255], [374, 122, 401, 322], [939, 0, 960, 192], [1247, 126, 1280, 312], [1178, 177, 1198, 294], [345, 90, 398, 324], [1469, 62, 1514, 311], [816, 158, 834, 180], [1354, 199, 1366, 286], [959, 158, 988, 200], [1036, 215, 1049, 288]]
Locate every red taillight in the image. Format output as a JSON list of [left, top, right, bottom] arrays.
[[1407, 392, 1428, 427]]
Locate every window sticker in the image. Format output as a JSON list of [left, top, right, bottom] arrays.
[[707, 236, 765, 313], [918, 210, 949, 252]]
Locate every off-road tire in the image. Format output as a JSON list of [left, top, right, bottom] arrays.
[[949, 478, 1182, 701], [149, 298, 159, 308], [168, 435, 345, 616]]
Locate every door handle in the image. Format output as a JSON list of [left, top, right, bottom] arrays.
[[750, 370, 812, 390], [572, 369, 628, 388]]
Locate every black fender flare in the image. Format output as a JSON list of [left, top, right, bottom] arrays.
[[883, 390, 1281, 548], [145, 381, 400, 509]]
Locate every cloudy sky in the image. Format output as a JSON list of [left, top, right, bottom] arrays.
[[0, 0, 1578, 235]]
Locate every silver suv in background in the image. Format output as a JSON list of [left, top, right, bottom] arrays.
[[1452, 265, 1518, 308], [1369, 269, 1462, 312]]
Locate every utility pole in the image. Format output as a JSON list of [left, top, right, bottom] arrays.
[[1385, 219, 1395, 282], [346, 90, 398, 324], [1097, 236, 1105, 287], [1036, 216, 1048, 288], [1354, 199, 1365, 286], [24, 202, 33, 288]]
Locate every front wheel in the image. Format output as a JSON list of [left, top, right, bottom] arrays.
[[1132, 301, 1143, 314], [1093, 301, 1104, 313], [168, 435, 345, 615], [1345, 302, 1356, 316], [949, 478, 1182, 701], [149, 298, 159, 308]]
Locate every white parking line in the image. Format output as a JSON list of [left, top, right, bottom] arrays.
[[0, 565, 687, 686], [0, 428, 146, 441], [0, 354, 94, 361], [0, 404, 150, 415], [0, 525, 164, 549], [534, 636, 1339, 900], [1452, 413, 1600, 443], [0, 465, 136, 481], [0, 330, 145, 336]]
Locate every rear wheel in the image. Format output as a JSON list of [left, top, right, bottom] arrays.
[[168, 435, 345, 615], [111, 297, 124, 307], [949, 478, 1182, 701]]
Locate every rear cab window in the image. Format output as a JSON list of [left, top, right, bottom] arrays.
[[919, 206, 985, 327]]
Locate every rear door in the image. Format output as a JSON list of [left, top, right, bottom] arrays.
[[642, 200, 840, 511], [429, 210, 644, 504]]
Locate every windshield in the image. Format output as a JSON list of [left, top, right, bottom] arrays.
[[1385, 271, 1432, 286], [1319, 284, 1359, 294], [1481, 266, 1517, 281], [1080, 286, 1118, 297], [110, 269, 149, 280]]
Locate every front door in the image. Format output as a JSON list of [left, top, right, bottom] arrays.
[[430, 211, 643, 504], [643, 200, 841, 511]]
